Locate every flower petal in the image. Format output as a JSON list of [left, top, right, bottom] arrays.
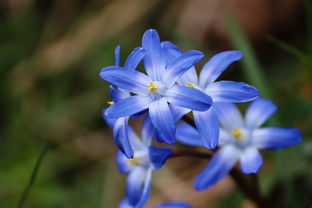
[[199, 50, 243, 88], [177, 67, 199, 86], [166, 85, 212, 111], [126, 167, 152, 206], [219, 128, 234, 145], [204, 81, 259, 103], [116, 150, 133, 174], [135, 168, 152, 208], [213, 102, 244, 130], [245, 99, 278, 129], [161, 41, 181, 65], [141, 114, 156, 146], [176, 122, 204, 146], [124, 47, 145, 70], [113, 117, 133, 158], [105, 95, 152, 118], [169, 104, 191, 122], [193, 108, 220, 149], [149, 98, 176, 144], [252, 127, 302, 149], [149, 146, 173, 169], [128, 127, 145, 152], [195, 145, 240, 190], [154, 202, 191, 208], [163, 50, 204, 87], [115, 45, 121, 67], [109, 85, 130, 102], [240, 148, 263, 174], [161, 41, 198, 85], [100, 67, 151, 94], [142, 29, 166, 81], [103, 108, 116, 128]]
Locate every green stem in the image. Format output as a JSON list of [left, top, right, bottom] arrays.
[[17, 142, 51, 208]]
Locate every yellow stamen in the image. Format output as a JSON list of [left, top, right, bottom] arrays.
[[107, 101, 114, 105], [186, 82, 196, 88], [127, 156, 139, 166], [231, 128, 244, 141], [147, 81, 158, 93]]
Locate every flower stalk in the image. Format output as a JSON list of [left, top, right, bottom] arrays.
[[17, 142, 51, 208]]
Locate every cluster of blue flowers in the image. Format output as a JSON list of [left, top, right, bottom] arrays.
[[100, 29, 302, 208]]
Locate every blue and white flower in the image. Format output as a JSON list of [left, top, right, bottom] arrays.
[[162, 41, 259, 149], [101, 29, 212, 144], [117, 115, 173, 208], [103, 45, 145, 158], [176, 98, 302, 190]]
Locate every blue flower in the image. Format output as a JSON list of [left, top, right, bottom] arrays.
[[153, 202, 192, 208], [103, 45, 145, 158], [101, 29, 212, 144], [176, 98, 302, 190], [162, 41, 260, 149], [117, 116, 173, 208]]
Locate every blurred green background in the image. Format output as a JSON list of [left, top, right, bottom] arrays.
[[0, 0, 311, 207]]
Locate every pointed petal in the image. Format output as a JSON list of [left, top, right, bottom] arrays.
[[115, 45, 121, 67], [149, 98, 176, 144], [163, 50, 204, 87], [161, 41, 198, 85], [240, 148, 263, 174], [193, 108, 220, 149], [176, 122, 204, 146], [252, 127, 302, 149], [126, 167, 151, 206], [166, 85, 212, 111], [195, 145, 239, 190], [113, 117, 133, 158], [205, 81, 259, 103], [142, 29, 166, 81], [161, 41, 181, 65], [213, 102, 244, 130], [105, 95, 152, 118], [245, 99, 278, 129], [154, 202, 191, 208], [100, 67, 151, 94], [199, 50, 243, 88], [141, 114, 156, 146], [103, 108, 116, 128], [124, 47, 145, 70], [109, 85, 130, 102], [149, 146, 173, 169]]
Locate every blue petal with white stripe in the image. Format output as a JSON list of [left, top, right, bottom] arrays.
[[199, 50, 242, 88], [252, 127, 302, 149], [166, 85, 212, 111], [245, 98, 278, 129], [204, 81, 259, 103]]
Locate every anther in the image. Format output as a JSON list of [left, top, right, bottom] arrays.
[[186, 82, 196, 88], [147, 81, 158, 93], [231, 128, 244, 141]]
